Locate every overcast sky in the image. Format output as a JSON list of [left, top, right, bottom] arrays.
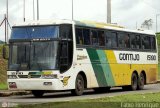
[[0, 0, 160, 41]]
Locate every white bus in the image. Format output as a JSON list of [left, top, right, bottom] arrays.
[[7, 19, 158, 97]]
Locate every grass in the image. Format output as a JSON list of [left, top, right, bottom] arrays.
[[156, 33, 160, 46], [157, 33, 160, 80], [17, 92, 160, 108], [0, 83, 8, 90], [158, 64, 160, 79]]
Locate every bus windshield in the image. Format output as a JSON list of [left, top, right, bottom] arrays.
[[9, 24, 73, 71], [9, 41, 59, 71]]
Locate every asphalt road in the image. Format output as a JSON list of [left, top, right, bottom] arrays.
[[0, 84, 160, 105]]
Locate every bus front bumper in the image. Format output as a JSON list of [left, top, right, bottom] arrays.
[[8, 79, 65, 91]]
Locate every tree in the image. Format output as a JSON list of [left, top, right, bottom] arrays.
[[141, 19, 153, 30]]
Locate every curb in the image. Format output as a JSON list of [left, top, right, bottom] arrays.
[[0, 91, 31, 97]]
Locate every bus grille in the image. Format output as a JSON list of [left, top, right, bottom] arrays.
[[18, 75, 41, 78]]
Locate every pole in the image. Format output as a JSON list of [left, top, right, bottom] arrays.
[[107, 0, 111, 23], [156, 14, 160, 33], [72, 0, 73, 20], [33, 0, 35, 20], [37, 0, 39, 20], [4, 14, 7, 44], [156, 15, 157, 33], [24, 0, 25, 22], [6, 0, 8, 43]]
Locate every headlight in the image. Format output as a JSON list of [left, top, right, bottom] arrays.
[[8, 82, 17, 88], [41, 74, 58, 79], [8, 75, 18, 79]]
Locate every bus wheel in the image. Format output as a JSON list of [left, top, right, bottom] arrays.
[[32, 90, 44, 98], [138, 73, 145, 90], [71, 74, 84, 96], [131, 73, 138, 90]]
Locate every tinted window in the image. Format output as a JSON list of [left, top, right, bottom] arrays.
[[131, 34, 141, 49], [11, 26, 59, 39], [118, 33, 130, 48], [125, 34, 130, 48], [90, 30, 98, 45], [142, 36, 151, 50], [60, 25, 72, 39], [106, 31, 117, 48], [98, 31, 105, 46], [83, 29, 90, 45], [76, 28, 83, 45], [151, 36, 156, 50]]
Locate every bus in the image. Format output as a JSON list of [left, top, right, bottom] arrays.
[[7, 19, 158, 97]]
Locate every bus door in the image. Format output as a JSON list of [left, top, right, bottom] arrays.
[[59, 25, 73, 73]]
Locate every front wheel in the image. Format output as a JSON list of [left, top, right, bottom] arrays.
[[32, 90, 44, 98], [71, 74, 84, 96]]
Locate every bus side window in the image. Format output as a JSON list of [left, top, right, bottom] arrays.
[[118, 32, 130, 49], [111, 32, 118, 48], [98, 31, 105, 46], [118, 32, 125, 48], [76, 28, 83, 45], [125, 34, 130, 48], [142, 36, 145, 49], [136, 35, 141, 49], [105, 31, 117, 48], [131, 34, 141, 49], [151, 36, 156, 50], [142, 36, 151, 50], [83, 29, 90, 45], [131, 34, 136, 48], [105, 31, 111, 48], [90, 30, 98, 46]]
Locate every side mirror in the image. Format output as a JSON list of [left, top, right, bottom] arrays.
[[3, 44, 9, 60]]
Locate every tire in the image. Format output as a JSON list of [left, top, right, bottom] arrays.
[[32, 90, 44, 98], [137, 73, 145, 90], [130, 73, 138, 91], [71, 74, 84, 96], [94, 87, 110, 93]]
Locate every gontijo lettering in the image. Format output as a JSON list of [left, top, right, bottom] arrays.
[[119, 53, 140, 61]]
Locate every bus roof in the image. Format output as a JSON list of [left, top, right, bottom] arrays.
[[13, 19, 155, 35]]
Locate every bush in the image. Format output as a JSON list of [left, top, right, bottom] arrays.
[[0, 45, 8, 84]]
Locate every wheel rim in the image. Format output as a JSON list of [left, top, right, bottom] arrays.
[[76, 78, 83, 92], [132, 75, 137, 89], [140, 74, 144, 86]]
